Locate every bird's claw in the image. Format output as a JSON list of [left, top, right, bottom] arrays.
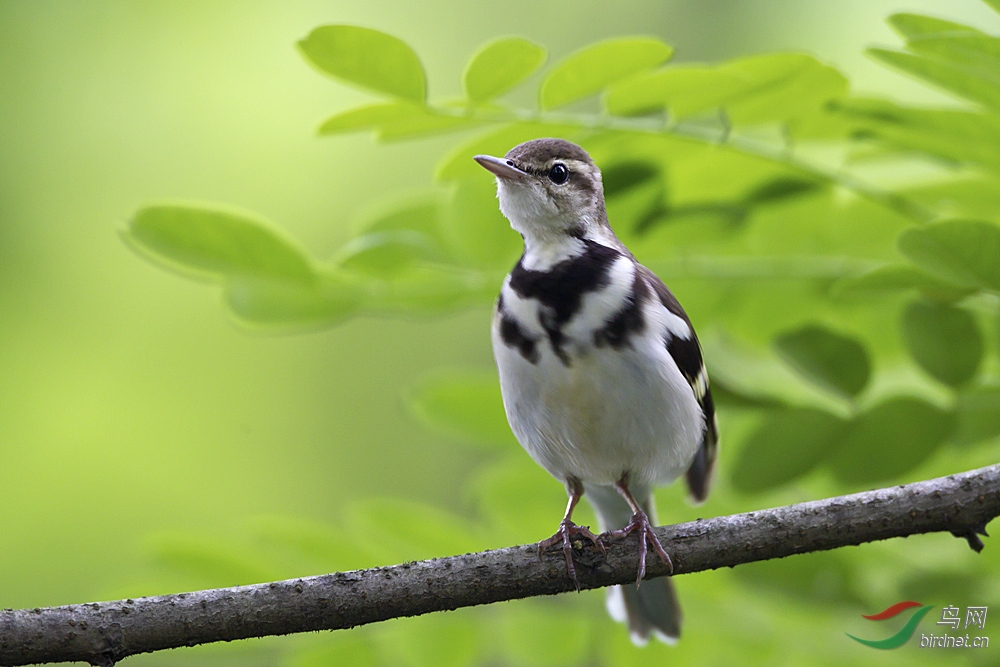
[[538, 519, 605, 590], [603, 510, 673, 587]]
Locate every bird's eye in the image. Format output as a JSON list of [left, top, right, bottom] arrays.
[[548, 163, 569, 184]]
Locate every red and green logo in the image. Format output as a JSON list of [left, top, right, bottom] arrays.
[[847, 601, 935, 649]]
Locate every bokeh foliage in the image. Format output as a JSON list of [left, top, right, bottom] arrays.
[[40, 2, 1000, 665], [113, 6, 1000, 667]]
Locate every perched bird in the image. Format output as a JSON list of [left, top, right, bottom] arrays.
[[474, 139, 718, 645]]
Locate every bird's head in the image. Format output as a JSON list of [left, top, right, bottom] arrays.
[[474, 139, 607, 244]]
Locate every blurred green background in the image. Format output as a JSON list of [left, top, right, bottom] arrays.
[[3, 1, 1000, 665]]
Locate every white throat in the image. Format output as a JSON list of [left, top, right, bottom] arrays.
[[521, 235, 587, 271], [497, 179, 587, 270]]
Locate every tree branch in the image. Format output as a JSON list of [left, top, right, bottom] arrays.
[[3, 464, 998, 666]]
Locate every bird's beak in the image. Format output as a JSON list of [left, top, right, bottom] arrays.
[[474, 154, 527, 181]]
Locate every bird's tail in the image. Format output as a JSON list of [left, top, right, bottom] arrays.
[[585, 484, 681, 645]]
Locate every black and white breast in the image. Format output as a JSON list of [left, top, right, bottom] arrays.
[[491, 238, 710, 488]]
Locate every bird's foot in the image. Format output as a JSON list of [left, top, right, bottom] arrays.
[[538, 519, 605, 590], [603, 510, 673, 586]]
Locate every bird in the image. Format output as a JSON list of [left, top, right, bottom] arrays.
[[473, 138, 718, 645]]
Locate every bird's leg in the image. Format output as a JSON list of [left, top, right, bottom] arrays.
[[603, 475, 673, 587], [537, 477, 604, 590]]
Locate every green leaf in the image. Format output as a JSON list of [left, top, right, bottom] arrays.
[[773, 325, 871, 399], [742, 177, 823, 205], [606, 175, 666, 233], [224, 272, 363, 329], [298, 25, 426, 102], [987, 0, 1000, 17], [889, 10, 1000, 86], [833, 265, 976, 302], [463, 37, 547, 103], [366, 265, 492, 314], [540, 37, 673, 109], [832, 98, 1000, 172], [721, 54, 848, 125], [332, 194, 457, 276], [829, 397, 955, 485], [898, 220, 1000, 292], [905, 35, 1000, 80], [319, 101, 426, 135], [408, 371, 515, 450], [731, 408, 849, 492], [601, 160, 660, 196], [334, 231, 443, 276], [320, 102, 481, 141], [887, 13, 983, 40], [604, 65, 739, 117], [709, 379, 789, 410], [602, 160, 668, 231], [868, 48, 1000, 110], [124, 206, 315, 283], [376, 111, 484, 142], [954, 386, 1000, 445], [901, 299, 983, 388], [361, 197, 443, 237], [706, 335, 849, 411], [604, 53, 847, 124], [903, 177, 1000, 221]]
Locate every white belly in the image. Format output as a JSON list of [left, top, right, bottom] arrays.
[[493, 316, 703, 488]]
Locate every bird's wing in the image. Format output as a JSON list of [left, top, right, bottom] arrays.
[[637, 266, 719, 503]]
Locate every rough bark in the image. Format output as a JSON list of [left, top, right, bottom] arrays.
[[2, 464, 998, 666]]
